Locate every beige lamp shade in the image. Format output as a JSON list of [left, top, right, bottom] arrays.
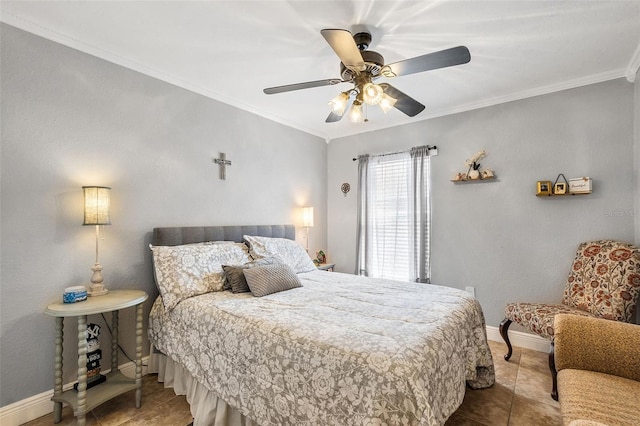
[[83, 186, 111, 225], [302, 206, 314, 228]]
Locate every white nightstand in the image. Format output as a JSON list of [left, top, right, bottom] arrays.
[[317, 263, 336, 272], [44, 289, 148, 426]]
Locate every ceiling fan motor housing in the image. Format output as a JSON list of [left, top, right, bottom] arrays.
[[340, 50, 385, 81], [353, 32, 372, 50]]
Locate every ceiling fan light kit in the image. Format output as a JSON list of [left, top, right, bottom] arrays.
[[363, 82, 384, 105], [378, 93, 397, 113], [348, 102, 364, 123], [329, 92, 350, 115], [263, 28, 470, 124]]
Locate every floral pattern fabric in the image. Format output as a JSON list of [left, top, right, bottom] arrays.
[[505, 240, 640, 340], [562, 240, 640, 322], [149, 271, 495, 426], [504, 303, 598, 340], [150, 242, 251, 311]]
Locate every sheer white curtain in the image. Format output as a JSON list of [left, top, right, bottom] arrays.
[[355, 146, 431, 283]]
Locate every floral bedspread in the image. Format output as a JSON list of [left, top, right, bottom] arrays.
[[148, 270, 495, 425]]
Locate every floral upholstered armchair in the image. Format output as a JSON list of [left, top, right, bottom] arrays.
[[499, 240, 640, 400]]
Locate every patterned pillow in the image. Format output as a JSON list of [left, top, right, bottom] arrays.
[[150, 242, 250, 310], [222, 257, 282, 293], [243, 235, 317, 273], [243, 263, 303, 297]]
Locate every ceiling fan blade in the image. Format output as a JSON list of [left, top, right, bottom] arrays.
[[325, 111, 343, 123], [264, 78, 343, 95], [382, 46, 470, 78], [380, 83, 425, 117], [321, 29, 365, 70]]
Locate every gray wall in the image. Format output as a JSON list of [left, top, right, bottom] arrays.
[[327, 78, 636, 329], [1, 21, 638, 409], [0, 24, 327, 406], [635, 69, 640, 324], [635, 68, 640, 246]]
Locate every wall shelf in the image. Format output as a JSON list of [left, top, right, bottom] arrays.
[[536, 192, 591, 197], [451, 176, 496, 183]]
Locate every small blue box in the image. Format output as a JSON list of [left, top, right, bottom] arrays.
[[63, 286, 87, 303]]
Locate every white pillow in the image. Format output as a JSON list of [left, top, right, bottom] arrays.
[[243, 235, 317, 273], [150, 242, 250, 311]]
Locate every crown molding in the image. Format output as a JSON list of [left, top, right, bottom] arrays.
[[327, 69, 625, 142], [0, 14, 328, 140], [2, 13, 630, 144], [626, 41, 640, 82], [424, 69, 626, 119]]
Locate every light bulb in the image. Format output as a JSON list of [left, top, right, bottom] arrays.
[[362, 83, 384, 105], [379, 93, 397, 113], [328, 92, 349, 116], [348, 102, 364, 123]]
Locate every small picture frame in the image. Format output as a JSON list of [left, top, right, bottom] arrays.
[[536, 181, 552, 195], [554, 182, 567, 195]]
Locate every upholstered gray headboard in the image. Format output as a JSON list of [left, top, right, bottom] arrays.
[[152, 225, 295, 246]]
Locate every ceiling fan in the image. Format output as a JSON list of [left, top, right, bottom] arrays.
[[263, 29, 470, 123]]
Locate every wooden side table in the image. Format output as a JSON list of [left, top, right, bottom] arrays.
[[44, 289, 148, 425], [317, 263, 336, 272]]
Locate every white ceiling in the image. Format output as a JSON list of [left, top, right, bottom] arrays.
[[2, 1, 639, 141]]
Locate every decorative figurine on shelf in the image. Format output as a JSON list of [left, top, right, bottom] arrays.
[[453, 151, 496, 183], [74, 323, 106, 391], [465, 150, 486, 180], [315, 250, 326, 266], [481, 169, 494, 179], [452, 172, 467, 181]]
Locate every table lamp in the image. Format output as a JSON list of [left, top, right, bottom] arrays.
[[302, 206, 314, 253], [83, 186, 111, 296]]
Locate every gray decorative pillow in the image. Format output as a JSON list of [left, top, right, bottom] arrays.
[[222, 257, 281, 293], [243, 235, 317, 273], [243, 264, 302, 297]]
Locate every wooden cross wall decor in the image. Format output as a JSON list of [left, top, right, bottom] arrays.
[[212, 152, 232, 180]]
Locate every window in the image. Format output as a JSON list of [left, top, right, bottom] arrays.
[[355, 146, 431, 283]]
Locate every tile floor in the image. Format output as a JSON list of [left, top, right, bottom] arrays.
[[23, 340, 561, 426]]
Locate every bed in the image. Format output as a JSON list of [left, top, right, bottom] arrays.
[[147, 225, 495, 426]]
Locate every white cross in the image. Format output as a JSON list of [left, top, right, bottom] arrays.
[[212, 153, 232, 180]]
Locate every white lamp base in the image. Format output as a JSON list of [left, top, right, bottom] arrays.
[[88, 284, 109, 296], [88, 263, 108, 296]]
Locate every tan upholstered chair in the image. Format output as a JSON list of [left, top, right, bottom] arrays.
[[499, 240, 640, 399], [554, 314, 640, 425]]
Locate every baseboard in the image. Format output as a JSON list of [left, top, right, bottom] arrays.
[[485, 325, 551, 353], [1, 327, 549, 426], [0, 357, 148, 426]]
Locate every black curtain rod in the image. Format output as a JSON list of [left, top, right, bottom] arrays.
[[352, 145, 437, 161]]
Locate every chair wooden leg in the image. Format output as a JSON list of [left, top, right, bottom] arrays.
[[499, 318, 513, 361], [549, 342, 558, 401]]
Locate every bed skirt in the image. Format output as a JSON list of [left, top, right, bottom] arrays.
[[148, 347, 259, 426]]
